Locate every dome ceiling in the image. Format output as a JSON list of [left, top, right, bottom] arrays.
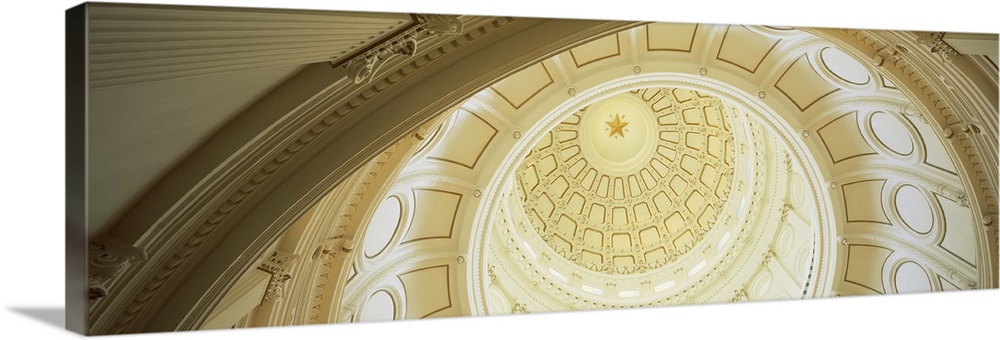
[[515, 88, 736, 274], [193, 19, 996, 331]]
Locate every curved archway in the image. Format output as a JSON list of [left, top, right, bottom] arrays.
[[79, 9, 996, 334]]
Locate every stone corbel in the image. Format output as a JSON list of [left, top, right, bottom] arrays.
[[88, 241, 146, 302], [983, 213, 999, 246], [896, 103, 927, 124], [942, 121, 982, 139], [415, 14, 464, 36], [916, 32, 960, 62], [873, 43, 908, 67], [258, 251, 300, 303], [345, 14, 464, 84], [345, 36, 418, 84], [936, 183, 969, 207]]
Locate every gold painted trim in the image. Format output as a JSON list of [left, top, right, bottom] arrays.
[[933, 194, 978, 268], [892, 185, 935, 236], [570, 33, 623, 68], [774, 54, 841, 112], [938, 274, 963, 291], [401, 189, 463, 244], [427, 110, 499, 170], [840, 179, 892, 225], [489, 63, 555, 110], [715, 25, 781, 74], [866, 111, 915, 157], [646, 24, 699, 53], [396, 264, 453, 319], [611, 232, 634, 248], [818, 47, 872, 86], [923, 161, 959, 176], [843, 244, 895, 294], [816, 111, 878, 164]]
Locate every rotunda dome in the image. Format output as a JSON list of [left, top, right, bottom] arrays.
[[514, 88, 737, 275]]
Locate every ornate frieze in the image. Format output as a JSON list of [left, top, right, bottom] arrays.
[[346, 14, 464, 84]]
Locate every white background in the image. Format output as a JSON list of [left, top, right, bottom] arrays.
[[1, 0, 997, 339]]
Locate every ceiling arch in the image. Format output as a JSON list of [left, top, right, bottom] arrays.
[[76, 5, 997, 334], [217, 23, 995, 327]]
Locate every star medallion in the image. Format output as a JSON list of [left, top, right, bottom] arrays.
[[606, 113, 629, 138]]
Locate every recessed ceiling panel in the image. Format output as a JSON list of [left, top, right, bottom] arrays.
[[489, 63, 554, 109], [402, 189, 462, 243], [397, 265, 452, 318], [646, 23, 698, 52], [902, 114, 957, 174], [716, 25, 780, 74], [774, 55, 840, 111], [844, 244, 893, 294], [937, 194, 977, 267], [841, 180, 891, 225], [569, 33, 621, 68], [817, 111, 877, 163], [427, 110, 499, 169]]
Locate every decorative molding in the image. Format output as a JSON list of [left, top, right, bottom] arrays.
[[345, 14, 464, 84], [88, 242, 145, 303], [303, 143, 411, 323], [761, 249, 777, 266], [730, 288, 748, 302], [842, 28, 997, 218], [510, 301, 530, 314], [916, 32, 960, 63], [258, 252, 300, 303], [936, 183, 969, 207], [778, 203, 791, 222], [418, 14, 465, 35], [91, 16, 539, 334], [846, 232, 977, 288]]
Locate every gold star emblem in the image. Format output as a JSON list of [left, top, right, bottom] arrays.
[[606, 113, 629, 138]]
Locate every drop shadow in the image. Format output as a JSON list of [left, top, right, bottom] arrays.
[[9, 307, 65, 330]]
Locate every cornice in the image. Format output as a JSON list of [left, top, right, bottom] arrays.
[[89, 15, 524, 334]]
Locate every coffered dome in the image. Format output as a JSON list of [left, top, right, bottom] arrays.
[[515, 88, 737, 274]]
